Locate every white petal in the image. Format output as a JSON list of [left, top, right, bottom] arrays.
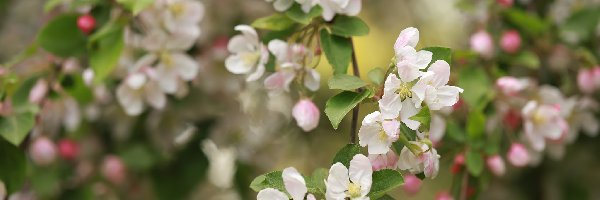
[[320, 1, 336, 21], [225, 55, 253, 74], [172, 53, 199, 80], [156, 66, 179, 94], [268, 39, 290, 63], [396, 62, 422, 83], [378, 93, 402, 120], [144, 81, 166, 109], [273, 0, 294, 11], [414, 50, 433, 69], [234, 25, 258, 42], [343, 0, 362, 16], [400, 100, 421, 130], [326, 163, 350, 197], [429, 114, 446, 143], [283, 167, 307, 200], [116, 84, 144, 116], [358, 122, 381, 150], [132, 54, 158, 70], [304, 68, 321, 91], [264, 71, 296, 92], [246, 63, 265, 82], [431, 86, 463, 110], [428, 60, 451, 87], [349, 154, 372, 196], [394, 27, 419, 50], [228, 35, 254, 54], [126, 73, 147, 90], [257, 188, 288, 200], [306, 193, 316, 200]]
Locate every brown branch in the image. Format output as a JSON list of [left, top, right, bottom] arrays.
[[349, 38, 361, 144]]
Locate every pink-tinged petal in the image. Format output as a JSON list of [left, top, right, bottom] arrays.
[[282, 167, 307, 200], [428, 60, 450, 87], [414, 50, 433, 69], [429, 114, 446, 143], [304, 69, 321, 91], [470, 30, 494, 58], [349, 154, 372, 196], [246, 63, 266, 82], [577, 69, 595, 93], [306, 193, 316, 200], [432, 86, 463, 110], [268, 39, 290, 62], [378, 92, 402, 119], [257, 188, 288, 200], [396, 62, 422, 83], [292, 99, 320, 132], [394, 27, 419, 50], [326, 163, 350, 195], [507, 143, 530, 167], [264, 71, 296, 92], [423, 149, 440, 178], [486, 155, 506, 176], [524, 122, 545, 152], [382, 120, 400, 139], [402, 174, 422, 195], [29, 79, 48, 104]]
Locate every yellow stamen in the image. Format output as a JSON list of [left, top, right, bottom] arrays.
[[347, 183, 362, 198]]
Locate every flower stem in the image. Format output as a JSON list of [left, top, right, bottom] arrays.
[[350, 38, 361, 144]]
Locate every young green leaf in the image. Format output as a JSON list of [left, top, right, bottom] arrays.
[[503, 8, 549, 37], [559, 7, 600, 43], [0, 138, 26, 194], [90, 24, 125, 84], [376, 194, 396, 200], [285, 4, 322, 24], [466, 110, 485, 140], [511, 50, 540, 69], [447, 120, 466, 143], [249, 171, 285, 192], [325, 90, 371, 129], [117, 0, 154, 15], [409, 106, 431, 129], [457, 67, 490, 108], [466, 150, 484, 176], [422, 47, 452, 67], [328, 74, 367, 90], [330, 16, 369, 37], [306, 168, 328, 196], [320, 29, 352, 75], [251, 14, 296, 31], [368, 169, 404, 199], [367, 67, 385, 85], [391, 141, 404, 155], [0, 112, 35, 146], [37, 14, 87, 57], [332, 144, 361, 167]]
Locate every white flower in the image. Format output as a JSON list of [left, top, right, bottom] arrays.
[[160, 0, 204, 37], [154, 52, 200, 93], [257, 167, 316, 200], [521, 101, 568, 151], [394, 27, 432, 83], [429, 113, 446, 143], [265, 39, 320, 92], [378, 74, 422, 130], [496, 76, 529, 96], [412, 60, 464, 110], [116, 69, 166, 116], [226, 25, 269, 82], [265, 0, 317, 13], [326, 154, 372, 200], [319, 0, 362, 21], [397, 142, 440, 179], [358, 111, 400, 154], [202, 140, 237, 189]]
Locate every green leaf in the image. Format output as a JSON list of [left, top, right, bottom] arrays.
[[116, 0, 154, 15], [466, 110, 485, 140], [252, 13, 296, 31], [466, 150, 484, 176], [90, 23, 125, 84], [0, 138, 26, 194], [368, 169, 404, 199], [37, 14, 87, 57], [367, 67, 385, 85], [559, 7, 600, 43], [285, 4, 322, 24], [391, 141, 404, 155], [0, 112, 35, 146], [457, 67, 490, 108], [377, 194, 396, 200], [503, 8, 549, 37], [320, 29, 352, 75], [332, 144, 361, 167], [307, 168, 328, 196], [409, 106, 431, 129], [11, 77, 39, 112], [119, 144, 156, 172], [44, 0, 63, 12], [422, 47, 452, 67], [511, 51, 540, 69], [249, 171, 285, 192], [328, 74, 367, 90], [61, 74, 94, 104], [447, 120, 466, 143], [330, 16, 369, 37], [325, 90, 371, 129]]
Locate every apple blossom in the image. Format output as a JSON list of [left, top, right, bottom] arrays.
[[58, 139, 79, 160], [28, 79, 48, 104], [521, 101, 568, 151], [116, 69, 167, 116], [264, 39, 320, 92], [29, 137, 57, 166], [577, 68, 596, 93], [292, 99, 320, 132], [358, 111, 400, 154], [429, 114, 447, 143], [378, 74, 422, 130], [77, 14, 95, 34], [202, 140, 237, 189], [394, 28, 433, 83], [325, 154, 372, 200], [402, 174, 422, 196], [412, 60, 464, 110], [496, 76, 529, 96], [319, 0, 362, 21], [102, 155, 126, 185], [225, 25, 269, 82], [397, 142, 440, 178], [500, 30, 521, 54], [266, 0, 317, 13], [507, 143, 529, 167], [368, 150, 399, 171], [470, 29, 494, 58], [486, 155, 506, 176], [159, 0, 204, 37], [257, 167, 316, 200], [153, 52, 200, 94]]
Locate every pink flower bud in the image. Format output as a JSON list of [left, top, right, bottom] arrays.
[[497, 0, 513, 7], [496, 76, 527, 96], [470, 30, 494, 58], [507, 143, 529, 167], [29, 137, 57, 166], [500, 30, 521, 54], [292, 99, 320, 132], [29, 79, 48, 104], [83, 68, 95, 86], [578, 68, 595, 93], [486, 155, 506, 176], [450, 153, 464, 174], [368, 151, 399, 171], [503, 109, 521, 130], [435, 191, 454, 200], [77, 14, 96, 34], [402, 174, 422, 196], [102, 155, 126, 185], [58, 139, 79, 160]]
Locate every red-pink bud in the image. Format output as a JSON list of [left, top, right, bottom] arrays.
[[58, 139, 79, 160], [486, 155, 506, 176], [102, 155, 126, 185], [503, 109, 521, 130], [435, 191, 454, 200], [30, 137, 57, 166], [402, 174, 422, 196], [77, 14, 96, 34], [470, 30, 494, 58], [507, 143, 529, 167], [578, 68, 595, 93], [497, 0, 513, 7], [500, 30, 521, 54], [292, 99, 320, 132], [369, 151, 399, 171]]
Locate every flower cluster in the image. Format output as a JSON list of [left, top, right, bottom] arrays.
[[265, 0, 361, 21], [358, 27, 463, 179]]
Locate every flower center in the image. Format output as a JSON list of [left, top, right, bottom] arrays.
[[161, 52, 174, 68], [378, 130, 389, 142], [532, 110, 547, 125], [346, 182, 362, 198], [169, 3, 185, 17], [242, 52, 260, 66], [395, 83, 413, 100]]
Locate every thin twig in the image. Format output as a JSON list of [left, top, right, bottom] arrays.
[[349, 38, 361, 144]]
